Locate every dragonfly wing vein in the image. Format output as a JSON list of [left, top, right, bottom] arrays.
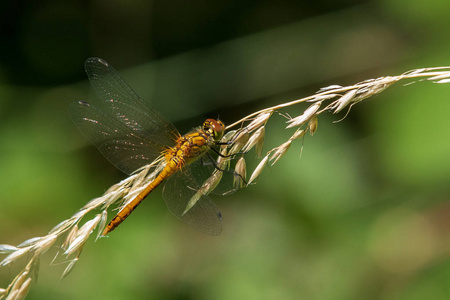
[[162, 166, 223, 236], [68, 100, 163, 174], [84, 57, 178, 147]]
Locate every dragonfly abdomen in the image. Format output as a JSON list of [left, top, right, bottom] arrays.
[[102, 159, 179, 235]]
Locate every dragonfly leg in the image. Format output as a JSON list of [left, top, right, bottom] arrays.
[[209, 145, 250, 158], [204, 152, 248, 185]]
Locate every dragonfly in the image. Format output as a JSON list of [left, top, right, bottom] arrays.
[[68, 57, 240, 236]]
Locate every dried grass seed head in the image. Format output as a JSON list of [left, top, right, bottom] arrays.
[[228, 131, 249, 155], [8, 271, 32, 300], [290, 128, 306, 141], [183, 169, 224, 215], [333, 89, 358, 113], [248, 155, 269, 185], [183, 193, 201, 216], [199, 170, 224, 196], [0, 245, 19, 254], [33, 234, 58, 256], [242, 126, 265, 154], [353, 76, 397, 102], [222, 130, 237, 142], [10, 271, 29, 294], [63, 225, 79, 249], [286, 102, 321, 129], [317, 84, 343, 92], [15, 277, 32, 300], [0, 247, 32, 266], [64, 215, 101, 256], [61, 257, 79, 280], [308, 116, 318, 135], [234, 157, 247, 188], [269, 141, 292, 166], [245, 111, 273, 132], [254, 128, 265, 158], [49, 219, 77, 235], [428, 71, 450, 82], [96, 210, 109, 240], [17, 237, 42, 248], [309, 93, 340, 103]]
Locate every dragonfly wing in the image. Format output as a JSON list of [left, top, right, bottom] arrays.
[[69, 57, 180, 174], [68, 101, 159, 175], [162, 166, 223, 236], [188, 153, 242, 196], [84, 57, 178, 147]]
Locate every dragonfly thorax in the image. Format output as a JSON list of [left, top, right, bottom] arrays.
[[163, 119, 225, 168]]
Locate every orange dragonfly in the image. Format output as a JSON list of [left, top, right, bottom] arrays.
[[68, 57, 238, 236]]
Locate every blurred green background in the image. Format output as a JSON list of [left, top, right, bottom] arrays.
[[1, 0, 450, 299]]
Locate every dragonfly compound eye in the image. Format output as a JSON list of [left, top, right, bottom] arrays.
[[203, 119, 225, 141], [214, 120, 225, 141]]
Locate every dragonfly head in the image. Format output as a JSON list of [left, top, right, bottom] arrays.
[[203, 119, 225, 141]]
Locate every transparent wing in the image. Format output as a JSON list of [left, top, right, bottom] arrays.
[[84, 57, 177, 146], [68, 100, 163, 175], [68, 57, 179, 174], [163, 165, 223, 236], [188, 152, 242, 196]]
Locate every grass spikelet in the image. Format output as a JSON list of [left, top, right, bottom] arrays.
[[308, 116, 318, 135], [33, 234, 57, 256], [14, 277, 32, 300], [245, 111, 273, 132], [269, 141, 292, 166], [1, 247, 31, 267], [62, 225, 79, 249], [248, 155, 269, 185], [96, 211, 108, 241], [333, 89, 358, 113], [0, 245, 19, 254], [228, 131, 249, 155], [64, 216, 101, 257], [234, 157, 247, 188], [61, 258, 79, 280], [242, 126, 265, 155], [290, 128, 306, 141], [286, 102, 321, 129]]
